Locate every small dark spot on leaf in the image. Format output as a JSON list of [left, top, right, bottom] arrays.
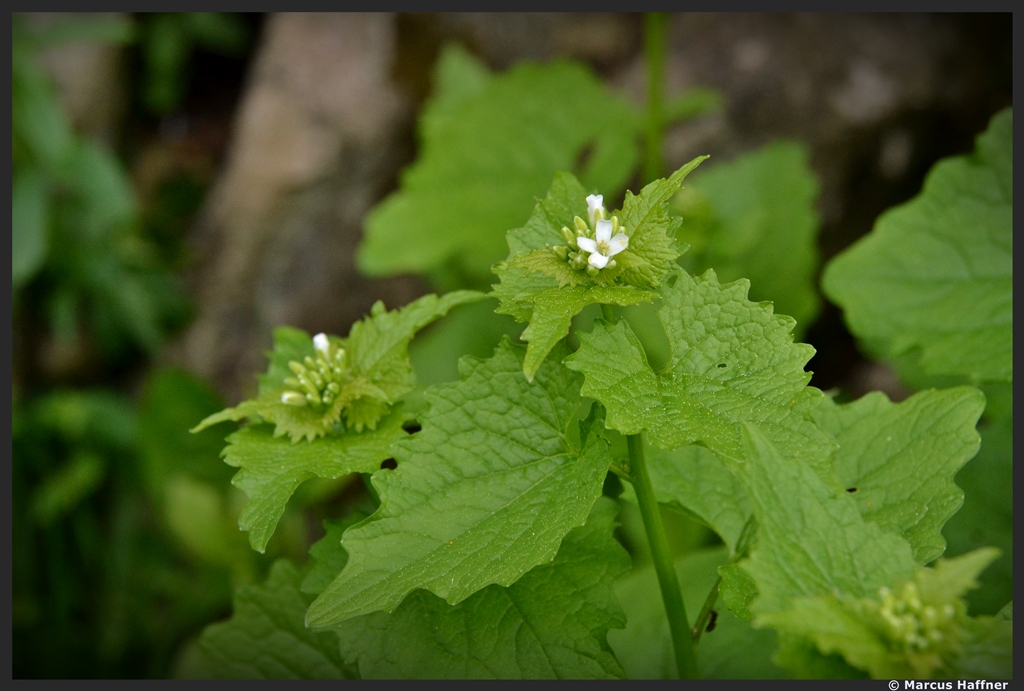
[[846, 487, 858, 493], [402, 421, 422, 434], [717, 363, 727, 368], [706, 610, 718, 633], [380, 458, 398, 470]]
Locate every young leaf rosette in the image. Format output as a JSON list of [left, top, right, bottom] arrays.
[[193, 291, 484, 443], [190, 291, 484, 552], [492, 156, 708, 380]]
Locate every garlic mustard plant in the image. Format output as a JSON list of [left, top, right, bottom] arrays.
[[188, 99, 1011, 681]]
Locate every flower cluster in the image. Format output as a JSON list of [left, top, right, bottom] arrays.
[[280, 333, 350, 409], [553, 194, 630, 276], [873, 581, 961, 654]]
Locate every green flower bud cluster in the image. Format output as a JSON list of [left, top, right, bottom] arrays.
[[280, 343, 349, 409], [872, 582, 962, 656]]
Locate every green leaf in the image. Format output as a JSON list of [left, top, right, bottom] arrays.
[[163, 475, 249, 569], [609, 546, 786, 679], [31, 452, 105, 525], [194, 291, 484, 441], [305, 338, 613, 627], [822, 107, 1012, 383], [408, 297, 524, 390], [194, 561, 353, 679], [221, 411, 409, 553], [301, 511, 370, 596], [613, 156, 708, 289], [418, 43, 492, 143], [953, 616, 1013, 679], [664, 87, 724, 124], [772, 633, 867, 679], [719, 562, 759, 622], [330, 498, 630, 679], [32, 389, 137, 448], [620, 444, 751, 553], [358, 58, 641, 281], [813, 387, 986, 564], [514, 283, 658, 382], [757, 549, 1008, 679], [565, 269, 836, 477], [675, 140, 822, 337], [11, 31, 77, 172], [12, 169, 49, 288], [137, 368, 233, 496], [735, 423, 916, 615], [69, 140, 137, 241], [942, 413, 1013, 615]]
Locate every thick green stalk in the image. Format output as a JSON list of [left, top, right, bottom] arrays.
[[598, 301, 696, 676], [628, 433, 699, 679], [643, 12, 668, 184]]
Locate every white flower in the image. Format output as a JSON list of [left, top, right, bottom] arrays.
[[586, 194, 604, 228], [313, 332, 330, 357], [577, 219, 628, 269]]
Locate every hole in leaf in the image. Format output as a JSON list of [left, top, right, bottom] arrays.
[[666, 273, 678, 288], [380, 458, 397, 470], [402, 421, 422, 434], [717, 363, 727, 368], [846, 487, 858, 493]]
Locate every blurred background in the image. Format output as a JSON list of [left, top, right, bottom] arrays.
[[11, 12, 1012, 678]]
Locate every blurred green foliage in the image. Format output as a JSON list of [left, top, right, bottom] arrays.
[[139, 12, 249, 115], [13, 372, 235, 677], [11, 13, 264, 679], [12, 14, 188, 357]]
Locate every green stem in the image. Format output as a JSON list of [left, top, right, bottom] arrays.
[[628, 433, 699, 679], [643, 12, 668, 184], [600, 301, 696, 676]]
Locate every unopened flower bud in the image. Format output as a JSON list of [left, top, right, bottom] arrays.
[[281, 391, 307, 406], [313, 333, 330, 357]]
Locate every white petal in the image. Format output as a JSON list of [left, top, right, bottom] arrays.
[[586, 194, 604, 226], [607, 234, 629, 256], [313, 333, 330, 356], [595, 219, 613, 244], [588, 252, 610, 269], [576, 237, 598, 254]]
